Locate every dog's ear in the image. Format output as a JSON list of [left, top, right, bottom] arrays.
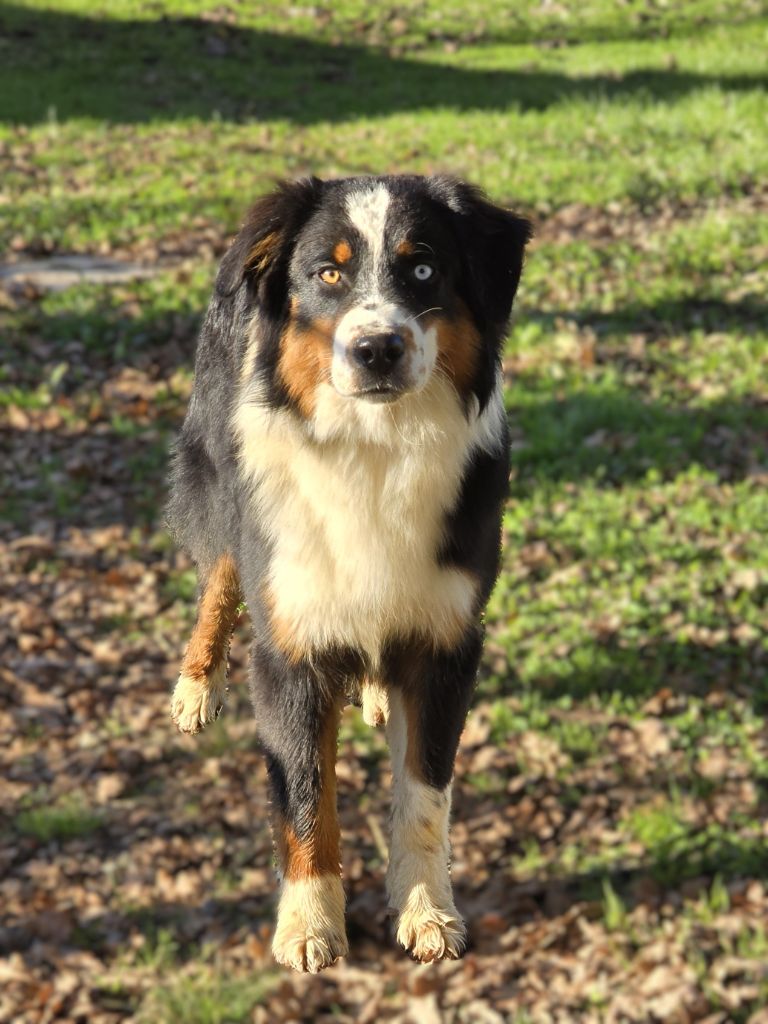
[[216, 177, 324, 299], [428, 177, 532, 333]]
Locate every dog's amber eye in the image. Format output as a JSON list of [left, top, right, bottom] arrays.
[[413, 263, 434, 282], [319, 268, 342, 285]]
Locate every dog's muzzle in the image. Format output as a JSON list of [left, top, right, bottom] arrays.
[[331, 305, 435, 401]]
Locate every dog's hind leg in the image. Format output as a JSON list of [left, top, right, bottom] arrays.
[[171, 553, 241, 734]]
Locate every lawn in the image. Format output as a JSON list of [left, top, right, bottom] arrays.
[[1, 1, 767, 1021]]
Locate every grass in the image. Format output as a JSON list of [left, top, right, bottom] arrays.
[[3, 0, 767, 1017], [15, 794, 104, 843], [120, 922, 279, 1024], [1, 5, 767, 251], [136, 967, 278, 1024], [601, 878, 628, 932]]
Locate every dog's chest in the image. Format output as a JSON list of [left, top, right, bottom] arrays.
[[237, 388, 485, 661]]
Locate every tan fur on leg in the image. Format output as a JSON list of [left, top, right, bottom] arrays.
[[171, 554, 240, 734]]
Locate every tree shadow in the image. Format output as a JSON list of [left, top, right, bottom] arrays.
[[476, 830, 768, 928], [2, 383, 764, 534], [507, 388, 767, 487], [485, 637, 768, 709], [0, 3, 765, 125], [505, 295, 768, 486]]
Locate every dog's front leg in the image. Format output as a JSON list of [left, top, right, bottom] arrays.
[[385, 631, 482, 962], [171, 554, 241, 734], [251, 645, 347, 973]]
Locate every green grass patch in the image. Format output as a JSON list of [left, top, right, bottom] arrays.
[[626, 800, 768, 883], [15, 794, 104, 843], [137, 966, 278, 1024]]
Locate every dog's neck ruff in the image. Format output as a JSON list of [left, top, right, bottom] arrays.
[[238, 365, 505, 452]]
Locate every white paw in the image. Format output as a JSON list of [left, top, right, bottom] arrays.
[[272, 927, 349, 974], [396, 903, 466, 962], [392, 882, 466, 962], [170, 665, 227, 734], [272, 876, 348, 973]]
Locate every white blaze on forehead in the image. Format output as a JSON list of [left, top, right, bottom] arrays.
[[345, 183, 392, 287]]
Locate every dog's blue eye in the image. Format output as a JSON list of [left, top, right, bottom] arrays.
[[413, 264, 434, 282]]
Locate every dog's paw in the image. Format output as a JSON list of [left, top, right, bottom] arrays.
[[361, 680, 389, 727], [272, 926, 348, 974], [170, 665, 227, 734], [272, 876, 347, 974], [394, 898, 466, 963]]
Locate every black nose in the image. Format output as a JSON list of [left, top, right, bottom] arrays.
[[353, 333, 406, 375]]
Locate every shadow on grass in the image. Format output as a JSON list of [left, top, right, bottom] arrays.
[[485, 637, 768, 708], [0, 3, 765, 125], [506, 298, 768, 484], [2, 382, 764, 533], [498, 829, 768, 919], [508, 388, 767, 486], [524, 296, 768, 337]]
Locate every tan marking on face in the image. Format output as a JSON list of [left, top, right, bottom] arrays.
[[332, 240, 352, 264], [433, 305, 482, 397], [276, 703, 342, 881], [246, 231, 281, 273], [278, 307, 334, 419], [180, 554, 241, 681], [396, 240, 416, 257]]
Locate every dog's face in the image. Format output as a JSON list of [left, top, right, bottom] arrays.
[[218, 175, 531, 418], [288, 183, 461, 404]]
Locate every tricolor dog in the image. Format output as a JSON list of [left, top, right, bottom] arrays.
[[168, 174, 531, 972]]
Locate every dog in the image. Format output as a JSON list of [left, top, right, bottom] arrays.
[[167, 174, 531, 972]]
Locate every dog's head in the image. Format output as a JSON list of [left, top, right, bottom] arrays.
[[220, 175, 531, 418]]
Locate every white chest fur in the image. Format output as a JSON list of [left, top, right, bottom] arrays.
[[235, 375, 505, 665]]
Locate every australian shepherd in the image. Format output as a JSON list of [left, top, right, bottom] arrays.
[[167, 174, 531, 972]]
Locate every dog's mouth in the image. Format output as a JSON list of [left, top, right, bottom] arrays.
[[350, 385, 404, 404]]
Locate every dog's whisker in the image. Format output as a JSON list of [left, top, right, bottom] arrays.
[[409, 306, 443, 323]]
